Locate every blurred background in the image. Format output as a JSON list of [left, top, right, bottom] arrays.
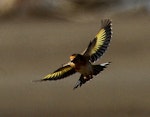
[[0, 0, 150, 117]]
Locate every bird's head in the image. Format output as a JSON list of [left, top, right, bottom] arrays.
[[70, 54, 84, 64]]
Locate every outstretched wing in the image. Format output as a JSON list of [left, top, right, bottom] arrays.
[[36, 65, 76, 81], [83, 19, 112, 62]]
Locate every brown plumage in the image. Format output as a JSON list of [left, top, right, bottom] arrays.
[[34, 19, 112, 89]]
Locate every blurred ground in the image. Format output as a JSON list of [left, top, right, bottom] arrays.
[[0, 0, 150, 117]]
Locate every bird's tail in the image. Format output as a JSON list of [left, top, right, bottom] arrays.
[[92, 62, 111, 75], [73, 62, 111, 89]]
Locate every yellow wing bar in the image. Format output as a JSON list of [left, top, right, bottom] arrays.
[[35, 65, 76, 82], [83, 19, 112, 62]]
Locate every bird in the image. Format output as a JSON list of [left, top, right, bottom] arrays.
[[35, 19, 112, 89]]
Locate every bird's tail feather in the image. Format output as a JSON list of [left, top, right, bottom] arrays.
[[73, 62, 111, 90], [93, 62, 111, 75], [73, 75, 85, 90]]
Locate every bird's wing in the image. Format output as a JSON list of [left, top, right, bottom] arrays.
[[83, 19, 112, 63], [36, 64, 76, 81]]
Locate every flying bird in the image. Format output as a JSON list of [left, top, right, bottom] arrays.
[[35, 19, 112, 89]]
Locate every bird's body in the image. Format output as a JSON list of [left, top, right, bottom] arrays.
[[35, 19, 112, 89], [70, 54, 93, 76]]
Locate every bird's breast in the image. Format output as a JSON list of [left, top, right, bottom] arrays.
[[75, 62, 93, 75]]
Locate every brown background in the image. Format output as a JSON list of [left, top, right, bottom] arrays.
[[0, 0, 150, 117]]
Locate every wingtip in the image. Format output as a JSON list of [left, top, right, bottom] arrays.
[[32, 79, 43, 83], [32, 78, 47, 83], [101, 18, 111, 22], [101, 19, 112, 28]]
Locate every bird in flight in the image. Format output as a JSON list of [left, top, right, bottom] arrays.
[[35, 19, 112, 89]]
